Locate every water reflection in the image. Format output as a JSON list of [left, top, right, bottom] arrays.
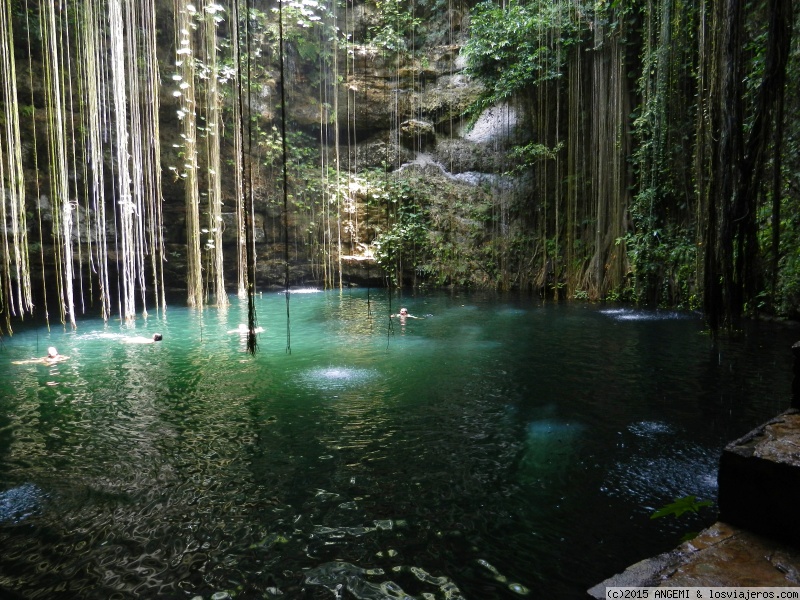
[[627, 420, 674, 436], [305, 559, 474, 599], [0, 291, 796, 598], [300, 367, 379, 391], [600, 307, 700, 321], [601, 420, 719, 509], [0, 483, 45, 523], [517, 419, 585, 485]]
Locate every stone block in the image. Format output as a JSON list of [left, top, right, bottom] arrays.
[[717, 409, 800, 546]]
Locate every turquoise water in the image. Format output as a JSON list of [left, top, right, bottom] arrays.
[[0, 289, 796, 598]]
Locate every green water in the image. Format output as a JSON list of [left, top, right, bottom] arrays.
[[0, 290, 795, 598]]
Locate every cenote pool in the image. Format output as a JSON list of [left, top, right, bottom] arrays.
[[0, 290, 796, 599]]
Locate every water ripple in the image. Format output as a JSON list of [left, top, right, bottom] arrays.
[[0, 292, 794, 598]]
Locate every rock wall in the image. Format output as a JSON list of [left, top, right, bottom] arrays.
[[14, 0, 528, 314], [150, 0, 526, 292]]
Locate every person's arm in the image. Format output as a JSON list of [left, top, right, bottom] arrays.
[[45, 355, 69, 363]]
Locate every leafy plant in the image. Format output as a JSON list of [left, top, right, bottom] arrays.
[[463, 0, 587, 116], [651, 495, 714, 542], [369, 0, 422, 52], [651, 495, 713, 520], [373, 205, 430, 282]]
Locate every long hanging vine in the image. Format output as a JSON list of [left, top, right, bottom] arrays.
[[585, 2, 629, 300], [231, 0, 248, 301], [202, 1, 228, 309], [41, 0, 74, 328], [109, 0, 139, 321], [23, 0, 49, 329], [278, 0, 291, 353], [564, 0, 584, 300], [140, 0, 167, 316], [62, 4, 85, 315], [174, 0, 204, 310], [0, 0, 795, 337], [239, 0, 258, 354], [77, 0, 110, 321], [700, 0, 793, 329], [0, 0, 31, 334], [318, 0, 334, 290]]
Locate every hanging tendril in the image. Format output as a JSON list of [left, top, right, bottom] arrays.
[[238, 0, 258, 355], [278, 0, 291, 354]]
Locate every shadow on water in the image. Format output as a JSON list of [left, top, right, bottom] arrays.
[[0, 291, 796, 598]]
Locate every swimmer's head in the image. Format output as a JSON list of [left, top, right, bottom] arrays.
[[153, 333, 163, 342], [47, 346, 58, 358], [399, 308, 408, 315]]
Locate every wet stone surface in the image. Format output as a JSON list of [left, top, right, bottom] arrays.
[[588, 521, 800, 597], [718, 409, 800, 544], [727, 410, 800, 465], [590, 410, 800, 597]]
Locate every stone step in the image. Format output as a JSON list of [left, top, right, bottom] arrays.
[[589, 345, 800, 596], [587, 521, 800, 596], [718, 409, 800, 545]]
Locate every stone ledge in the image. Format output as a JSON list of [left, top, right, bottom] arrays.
[[588, 521, 800, 598], [718, 409, 800, 544], [590, 410, 800, 597]]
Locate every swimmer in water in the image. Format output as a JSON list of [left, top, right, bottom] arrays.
[[390, 307, 422, 322], [45, 347, 68, 363], [12, 346, 69, 365], [121, 333, 163, 344], [228, 323, 264, 334]]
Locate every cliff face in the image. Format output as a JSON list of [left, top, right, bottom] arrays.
[[152, 0, 524, 292], [11, 0, 525, 321]]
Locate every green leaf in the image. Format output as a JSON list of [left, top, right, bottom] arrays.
[[651, 495, 713, 520]]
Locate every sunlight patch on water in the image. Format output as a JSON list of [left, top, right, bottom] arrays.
[[527, 419, 583, 434], [496, 307, 527, 318], [627, 420, 674, 437], [517, 419, 585, 484], [602, 420, 718, 506], [600, 308, 698, 322], [477, 559, 530, 595], [0, 483, 45, 524], [77, 331, 126, 341], [313, 524, 377, 537], [0, 290, 792, 598], [304, 560, 466, 599], [300, 367, 379, 391], [315, 489, 341, 502], [602, 441, 718, 506]]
